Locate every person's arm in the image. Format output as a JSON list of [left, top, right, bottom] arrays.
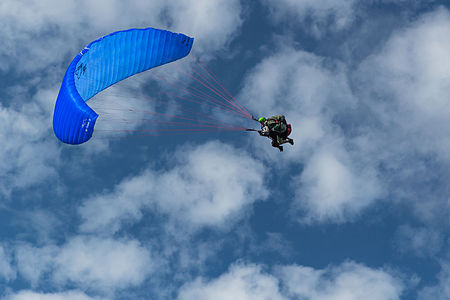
[[259, 125, 270, 136]]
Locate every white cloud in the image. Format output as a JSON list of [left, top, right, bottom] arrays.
[[418, 258, 450, 300], [241, 49, 355, 115], [15, 236, 154, 292], [0, 0, 244, 182], [395, 225, 444, 258], [78, 169, 155, 234], [358, 7, 450, 162], [354, 7, 450, 227], [296, 144, 381, 223], [151, 142, 267, 227], [18, 210, 62, 243], [0, 87, 60, 197], [53, 236, 153, 290], [178, 264, 286, 300], [262, 0, 358, 37], [0, 245, 15, 282], [3, 290, 102, 300], [239, 47, 382, 223], [239, 7, 450, 227], [79, 141, 267, 234], [278, 261, 404, 300], [15, 244, 57, 287], [178, 261, 404, 300], [240, 48, 355, 161], [0, 0, 242, 73], [167, 0, 243, 56]]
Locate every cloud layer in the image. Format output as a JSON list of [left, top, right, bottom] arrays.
[[0, 88, 60, 197], [262, 0, 359, 37], [15, 236, 153, 292], [178, 261, 404, 300], [240, 48, 381, 223], [79, 141, 267, 234], [0, 245, 15, 282], [239, 6, 450, 228], [1, 2, 449, 300], [3, 290, 102, 300], [0, 0, 242, 73]]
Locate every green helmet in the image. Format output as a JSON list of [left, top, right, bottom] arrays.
[[258, 117, 266, 123]]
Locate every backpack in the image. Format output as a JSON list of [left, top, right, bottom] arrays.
[[267, 115, 286, 125], [267, 115, 287, 134]]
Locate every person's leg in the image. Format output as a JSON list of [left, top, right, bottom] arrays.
[[278, 137, 294, 145], [271, 139, 283, 152]]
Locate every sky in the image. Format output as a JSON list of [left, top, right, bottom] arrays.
[[0, 0, 449, 299]]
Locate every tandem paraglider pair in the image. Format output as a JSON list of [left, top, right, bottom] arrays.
[[52, 26, 294, 154], [249, 115, 294, 152]]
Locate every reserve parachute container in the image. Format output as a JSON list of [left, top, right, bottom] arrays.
[[53, 27, 194, 144]]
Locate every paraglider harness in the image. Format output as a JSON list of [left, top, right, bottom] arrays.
[[249, 115, 293, 151]]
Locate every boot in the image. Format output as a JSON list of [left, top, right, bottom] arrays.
[[278, 146, 284, 152], [288, 138, 294, 145]]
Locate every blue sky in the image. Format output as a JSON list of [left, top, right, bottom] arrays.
[[1, 0, 449, 299]]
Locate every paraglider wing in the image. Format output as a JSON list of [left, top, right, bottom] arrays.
[[53, 28, 194, 145]]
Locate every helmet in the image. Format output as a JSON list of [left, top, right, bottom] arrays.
[[258, 117, 266, 123]]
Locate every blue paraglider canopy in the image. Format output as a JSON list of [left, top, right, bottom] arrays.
[[53, 27, 194, 145]]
